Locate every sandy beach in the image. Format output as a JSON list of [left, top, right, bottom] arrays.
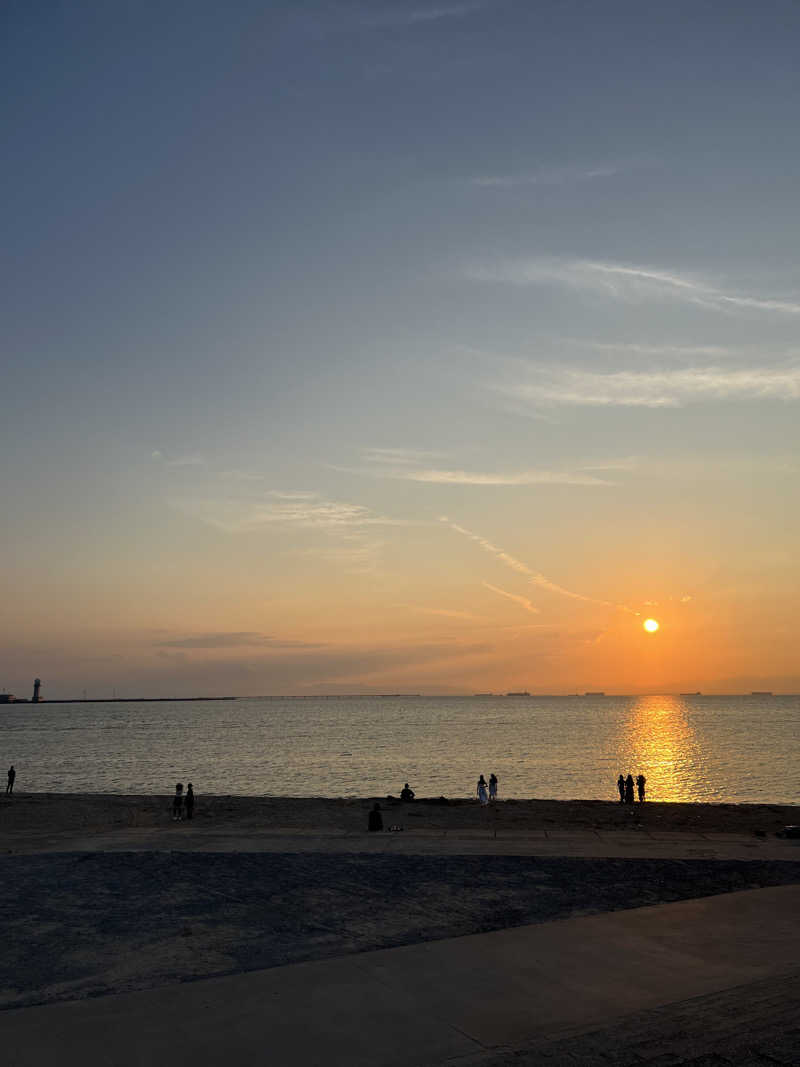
[[3, 791, 798, 841], [1, 793, 798, 1021]]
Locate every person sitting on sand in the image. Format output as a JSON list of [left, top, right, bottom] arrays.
[[489, 773, 498, 801], [624, 773, 635, 805], [172, 782, 183, 821], [400, 782, 415, 802], [617, 774, 625, 804], [6, 765, 15, 796], [636, 774, 646, 803], [185, 782, 194, 820], [368, 802, 383, 831], [477, 774, 488, 805]]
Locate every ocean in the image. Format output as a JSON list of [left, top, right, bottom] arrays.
[[1, 694, 797, 804]]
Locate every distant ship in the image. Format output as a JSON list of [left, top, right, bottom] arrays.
[[473, 693, 495, 697], [680, 691, 702, 696], [584, 691, 606, 697], [505, 691, 531, 697], [751, 691, 773, 696]]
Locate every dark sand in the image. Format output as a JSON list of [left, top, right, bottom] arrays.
[[0, 794, 798, 1013], [2, 792, 798, 839]]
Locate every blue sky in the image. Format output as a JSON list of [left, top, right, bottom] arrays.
[[3, 1, 800, 696]]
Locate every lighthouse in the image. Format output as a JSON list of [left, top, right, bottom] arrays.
[[32, 678, 41, 703]]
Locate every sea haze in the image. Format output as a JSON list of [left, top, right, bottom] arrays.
[[2, 696, 797, 803]]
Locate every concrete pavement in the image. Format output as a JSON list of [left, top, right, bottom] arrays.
[[4, 885, 799, 1066]]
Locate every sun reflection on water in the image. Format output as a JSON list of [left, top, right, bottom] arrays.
[[619, 696, 707, 802]]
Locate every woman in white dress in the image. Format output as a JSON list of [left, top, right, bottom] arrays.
[[477, 774, 489, 805]]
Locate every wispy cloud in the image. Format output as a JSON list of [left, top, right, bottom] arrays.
[[384, 467, 613, 486], [362, 447, 447, 464], [151, 451, 206, 469], [497, 364, 800, 409], [173, 490, 414, 534], [397, 604, 486, 620], [363, 1, 491, 28], [443, 518, 637, 614], [155, 633, 323, 650], [471, 164, 624, 188], [339, 451, 615, 487], [466, 257, 800, 316], [482, 581, 539, 614], [568, 340, 736, 361]]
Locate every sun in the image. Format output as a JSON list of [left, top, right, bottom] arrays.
[[643, 618, 660, 633]]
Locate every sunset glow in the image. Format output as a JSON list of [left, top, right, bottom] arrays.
[[3, 4, 800, 699]]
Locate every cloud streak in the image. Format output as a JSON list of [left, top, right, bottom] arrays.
[[340, 451, 615, 487], [482, 581, 539, 614], [443, 519, 637, 614], [173, 490, 416, 535], [497, 364, 800, 409], [156, 633, 323, 650], [471, 164, 623, 188], [466, 257, 800, 316]]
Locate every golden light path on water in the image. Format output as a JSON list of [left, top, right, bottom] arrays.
[[619, 695, 708, 802]]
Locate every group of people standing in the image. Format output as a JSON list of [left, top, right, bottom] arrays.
[[477, 773, 498, 805], [172, 782, 194, 821], [617, 773, 646, 804]]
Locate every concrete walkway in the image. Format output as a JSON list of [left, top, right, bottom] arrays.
[[4, 885, 798, 1066]]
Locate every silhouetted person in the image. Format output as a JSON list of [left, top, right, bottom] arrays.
[[6, 765, 15, 795], [625, 774, 635, 805], [477, 774, 488, 805], [368, 802, 383, 831], [489, 773, 498, 801], [636, 774, 646, 803], [400, 782, 415, 801], [617, 774, 625, 804], [172, 782, 183, 821], [185, 783, 194, 820]]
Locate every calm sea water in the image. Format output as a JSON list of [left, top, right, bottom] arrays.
[[1, 695, 797, 804]]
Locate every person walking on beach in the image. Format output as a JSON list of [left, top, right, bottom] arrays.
[[185, 783, 194, 820], [172, 782, 183, 821], [6, 765, 15, 795], [489, 773, 498, 802], [477, 774, 489, 805], [617, 774, 625, 804], [624, 774, 635, 805], [636, 774, 646, 803]]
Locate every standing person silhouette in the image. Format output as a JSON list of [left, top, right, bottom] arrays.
[[477, 774, 488, 805], [172, 783, 183, 821], [185, 783, 194, 820], [636, 774, 646, 803], [617, 774, 625, 804], [6, 766, 15, 795], [489, 773, 498, 802], [624, 774, 635, 805]]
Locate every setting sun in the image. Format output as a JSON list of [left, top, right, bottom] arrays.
[[643, 618, 660, 633]]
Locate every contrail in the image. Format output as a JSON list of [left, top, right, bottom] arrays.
[[442, 518, 637, 615], [482, 581, 540, 614]]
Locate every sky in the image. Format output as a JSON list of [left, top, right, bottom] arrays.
[[3, 0, 800, 697]]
